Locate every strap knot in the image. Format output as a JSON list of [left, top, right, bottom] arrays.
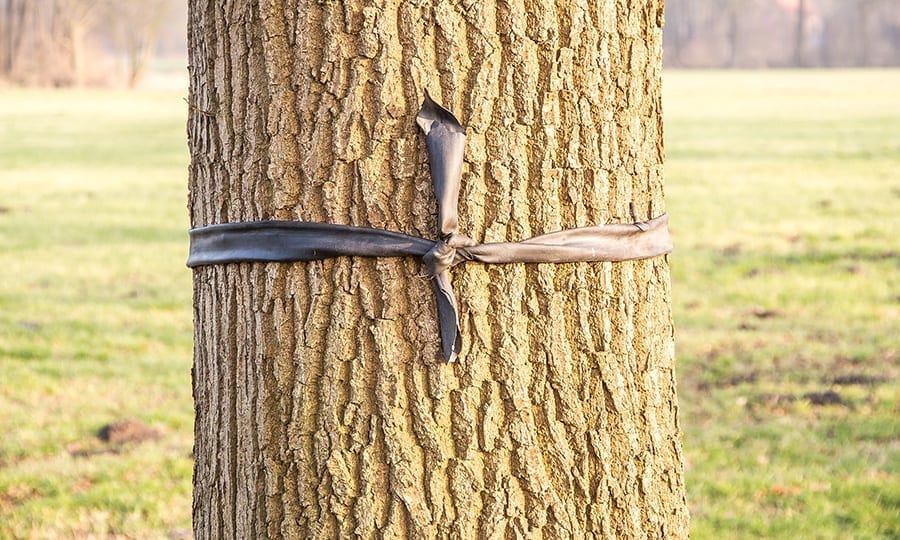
[[423, 232, 474, 276]]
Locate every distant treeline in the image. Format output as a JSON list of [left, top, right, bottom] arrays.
[[664, 0, 900, 68], [1, 0, 897, 88], [0, 0, 185, 87]]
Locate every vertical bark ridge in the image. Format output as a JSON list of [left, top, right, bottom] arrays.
[[190, 0, 688, 537]]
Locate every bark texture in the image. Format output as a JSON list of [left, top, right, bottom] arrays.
[[188, 0, 688, 538]]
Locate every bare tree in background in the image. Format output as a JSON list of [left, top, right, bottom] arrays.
[[665, 0, 696, 66], [722, 0, 742, 67], [55, 0, 102, 86], [0, 0, 27, 77], [854, 0, 899, 66], [3, 0, 899, 85], [663, 0, 900, 68], [0, 0, 104, 85], [0, 0, 178, 86], [794, 0, 808, 66], [102, 0, 171, 87]]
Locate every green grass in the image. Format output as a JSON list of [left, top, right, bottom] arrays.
[[0, 89, 193, 538], [0, 71, 898, 537], [665, 70, 900, 539]]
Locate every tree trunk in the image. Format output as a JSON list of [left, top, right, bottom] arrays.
[[68, 20, 85, 86], [794, 0, 807, 67], [857, 0, 873, 67], [4, 0, 29, 77], [726, 5, 739, 68], [188, 0, 688, 538]]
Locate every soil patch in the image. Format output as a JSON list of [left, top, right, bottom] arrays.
[[97, 419, 161, 445]]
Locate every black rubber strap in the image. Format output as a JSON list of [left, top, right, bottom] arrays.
[[187, 92, 673, 362]]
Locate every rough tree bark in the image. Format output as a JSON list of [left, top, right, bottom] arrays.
[[188, 0, 689, 538]]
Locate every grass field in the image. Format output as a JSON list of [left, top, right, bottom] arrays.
[[0, 90, 194, 538], [665, 71, 899, 538], [0, 71, 898, 538]]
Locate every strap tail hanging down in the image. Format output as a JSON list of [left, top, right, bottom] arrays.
[[187, 91, 673, 363], [416, 91, 470, 362]]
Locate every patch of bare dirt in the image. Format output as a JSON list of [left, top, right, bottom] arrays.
[[750, 307, 783, 319], [829, 374, 888, 386], [0, 483, 40, 509], [802, 390, 844, 406], [750, 389, 845, 409], [97, 419, 161, 445], [66, 419, 162, 458]]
